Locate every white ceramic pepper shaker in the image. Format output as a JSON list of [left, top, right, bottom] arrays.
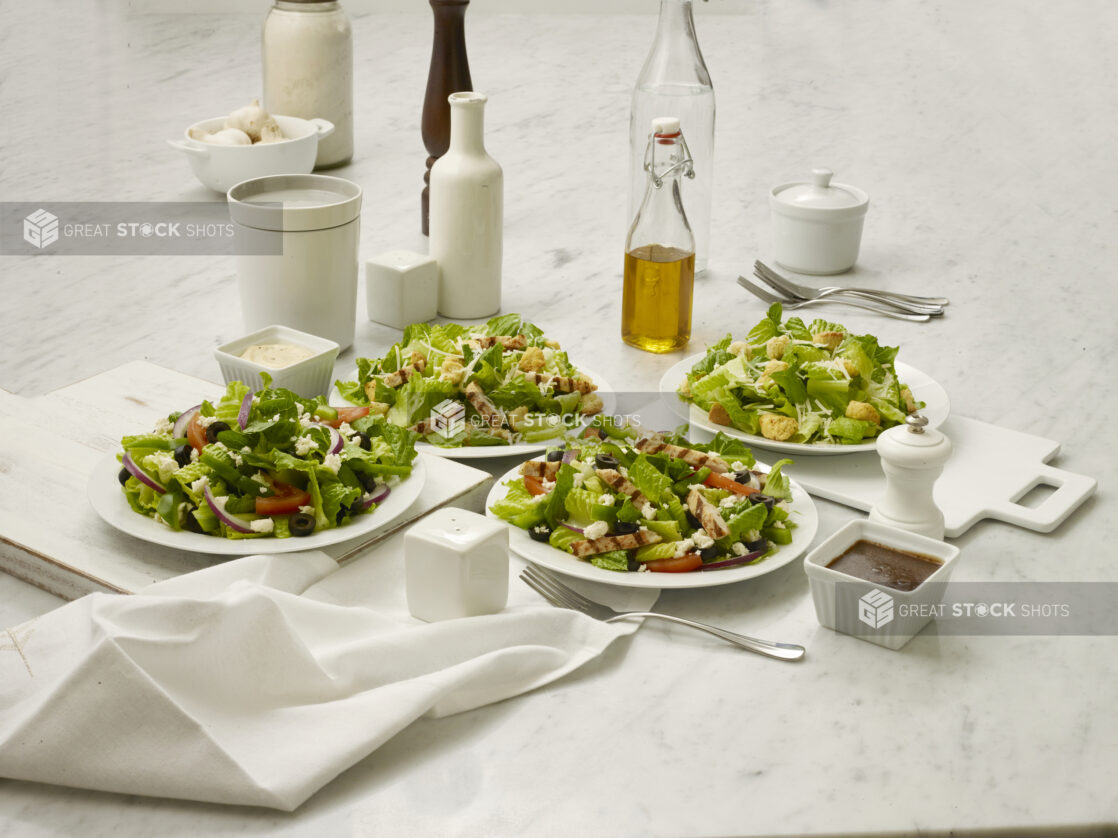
[[869, 414, 952, 540]]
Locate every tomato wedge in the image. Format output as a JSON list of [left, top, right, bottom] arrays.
[[644, 553, 703, 573], [524, 475, 548, 496], [323, 406, 370, 429], [704, 471, 759, 497], [255, 481, 312, 515], [187, 412, 208, 452]]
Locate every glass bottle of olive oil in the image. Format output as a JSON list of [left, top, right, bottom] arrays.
[[622, 117, 696, 353]]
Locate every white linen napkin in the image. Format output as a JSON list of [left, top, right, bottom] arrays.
[[0, 547, 657, 810]]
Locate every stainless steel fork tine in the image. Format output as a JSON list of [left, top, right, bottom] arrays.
[[521, 567, 586, 612], [526, 565, 598, 611], [518, 571, 568, 609]]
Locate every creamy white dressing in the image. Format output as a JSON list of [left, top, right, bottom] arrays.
[[240, 342, 314, 368]]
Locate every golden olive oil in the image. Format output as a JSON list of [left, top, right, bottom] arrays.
[[621, 244, 695, 353]]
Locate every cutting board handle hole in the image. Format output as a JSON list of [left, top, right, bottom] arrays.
[[1012, 481, 1058, 509]]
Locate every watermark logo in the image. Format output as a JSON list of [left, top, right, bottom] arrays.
[[858, 588, 895, 629], [430, 399, 466, 441], [23, 209, 59, 249]]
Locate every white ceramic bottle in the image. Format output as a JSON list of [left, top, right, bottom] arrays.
[[262, 0, 354, 169], [869, 414, 953, 540], [429, 91, 503, 319]]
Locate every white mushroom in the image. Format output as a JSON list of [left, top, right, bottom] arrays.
[[190, 127, 252, 146], [256, 117, 286, 144], [224, 99, 270, 141]]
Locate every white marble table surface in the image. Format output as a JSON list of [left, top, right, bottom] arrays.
[[1, 0, 1115, 835]]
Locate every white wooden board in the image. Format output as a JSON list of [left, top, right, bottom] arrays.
[[0, 362, 493, 598]]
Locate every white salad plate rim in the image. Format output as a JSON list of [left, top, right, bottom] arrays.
[[659, 356, 949, 456], [88, 450, 427, 555], [485, 459, 819, 590]]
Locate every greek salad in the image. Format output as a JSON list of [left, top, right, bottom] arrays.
[[489, 420, 796, 573], [116, 376, 418, 539], [334, 314, 603, 447], [679, 303, 923, 445]]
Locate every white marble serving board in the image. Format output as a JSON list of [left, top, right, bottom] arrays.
[[0, 362, 493, 598], [760, 416, 1096, 537]]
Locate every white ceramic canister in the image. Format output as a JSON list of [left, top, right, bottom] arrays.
[[770, 168, 869, 275], [228, 174, 362, 350], [262, 0, 353, 169], [429, 92, 503, 319]]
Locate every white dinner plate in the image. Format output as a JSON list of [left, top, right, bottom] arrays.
[[484, 460, 818, 590], [330, 367, 614, 460], [660, 355, 949, 456], [88, 450, 427, 555]]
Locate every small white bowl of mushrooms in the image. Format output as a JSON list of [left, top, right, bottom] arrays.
[[168, 100, 335, 193]]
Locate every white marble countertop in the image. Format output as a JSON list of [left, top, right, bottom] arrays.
[[1, 1, 1115, 835]]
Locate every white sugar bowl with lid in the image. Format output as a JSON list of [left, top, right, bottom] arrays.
[[770, 167, 869, 275]]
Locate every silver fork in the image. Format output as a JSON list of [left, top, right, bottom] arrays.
[[520, 564, 805, 661], [754, 261, 949, 311], [737, 275, 932, 322]]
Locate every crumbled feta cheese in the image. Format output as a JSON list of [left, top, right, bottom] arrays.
[[250, 518, 274, 534], [294, 435, 318, 456], [190, 475, 209, 494], [583, 520, 609, 540], [598, 493, 615, 507], [198, 414, 219, 428], [323, 453, 342, 474], [637, 563, 650, 572], [641, 502, 657, 520], [295, 402, 305, 417], [692, 529, 714, 549], [572, 471, 586, 488], [731, 542, 747, 556], [541, 479, 555, 492], [298, 415, 316, 429], [153, 416, 173, 435], [271, 414, 280, 422], [338, 421, 354, 438], [250, 472, 270, 486], [241, 446, 252, 454], [720, 495, 738, 508], [387, 475, 401, 487], [298, 505, 314, 514], [146, 451, 178, 483], [747, 529, 761, 542], [189, 447, 199, 462], [674, 538, 695, 558], [731, 461, 746, 472], [771, 521, 786, 529]]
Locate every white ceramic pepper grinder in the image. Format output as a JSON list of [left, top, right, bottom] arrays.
[[430, 91, 503, 318], [869, 414, 952, 540]]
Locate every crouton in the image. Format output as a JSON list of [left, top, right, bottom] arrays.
[[845, 400, 881, 424], [759, 413, 798, 441], [763, 360, 789, 376], [439, 356, 465, 385], [544, 339, 561, 349], [518, 346, 546, 372], [901, 387, 918, 413], [841, 358, 859, 377], [409, 351, 428, 372], [766, 334, 790, 360], [579, 392, 604, 416], [678, 377, 692, 398], [812, 330, 845, 351], [729, 340, 751, 358], [506, 405, 531, 429], [368, 401, 390, 416], [708, 402, 732, 426]]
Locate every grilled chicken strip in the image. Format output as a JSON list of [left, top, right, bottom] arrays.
[[472, 334, 528, 351], [595, 469, 651, 509], [686, 486, 730, 539], [635, 438, 730, 474], [570, 528, 662, 558], [520, 460, 562, 480], [522, 371, 597, 395], [465, 380, 505, 429]]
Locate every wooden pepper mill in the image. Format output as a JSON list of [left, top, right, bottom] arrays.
[[421, 0, 473, 236]]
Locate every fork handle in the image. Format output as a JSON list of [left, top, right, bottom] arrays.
[[607, 612, 805, 661]]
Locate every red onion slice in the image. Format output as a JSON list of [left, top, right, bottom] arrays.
[[237, 391, 254, 430], [122, 451, 165, 494], [356, 483, 390, 511], [561, 448, 579, 465], [699, 548, 765, 570], [203, 484, 253, 533], [172, 405, 201, 439], [561, 522, 585, 534], [327, 426, 344, 455]]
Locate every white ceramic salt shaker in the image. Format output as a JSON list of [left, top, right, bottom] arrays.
[[404, 507, 509, 622], [869, 414, 952, 540]]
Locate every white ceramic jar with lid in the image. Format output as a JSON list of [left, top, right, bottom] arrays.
[[228, 174, 362, 350], [262, 0, 353, 169], [770, 167, 869, 275]]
